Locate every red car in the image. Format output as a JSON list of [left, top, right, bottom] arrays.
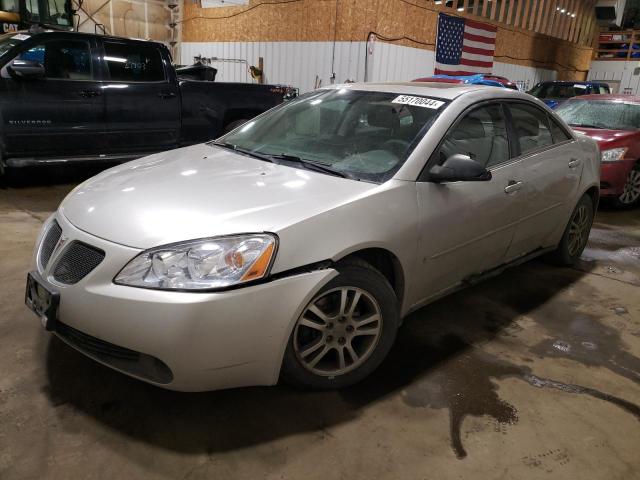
[[556, 94, 640, 207], [482, 75, 518, 90]]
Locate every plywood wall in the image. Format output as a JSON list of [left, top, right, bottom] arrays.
[[74, 0, 173, 42], [180, 0, 596, 79]]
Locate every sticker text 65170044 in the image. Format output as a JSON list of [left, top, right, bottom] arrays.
[[392, 95, 445, 109]]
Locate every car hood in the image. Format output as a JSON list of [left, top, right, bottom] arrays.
[[60, 143, 378, 249], [571, 127, 638, 146]]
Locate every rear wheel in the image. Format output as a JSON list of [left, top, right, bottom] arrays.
[[281, 260, 399, 389], [549, 194, 594, 266], [613, 163, 640, 208]]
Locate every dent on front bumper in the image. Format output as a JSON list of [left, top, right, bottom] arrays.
[[32, 213, 337, 392]]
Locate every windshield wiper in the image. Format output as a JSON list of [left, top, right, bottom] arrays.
[[266, 153, 351, 179], [210, 141, 276, 163], [569, 123, 606, 129]]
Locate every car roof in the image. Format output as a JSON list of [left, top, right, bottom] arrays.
[[16, 29, 165, 47], [323, 81, 518, 100], [567, 94, 640, 103], [538, 80, 606, 85]]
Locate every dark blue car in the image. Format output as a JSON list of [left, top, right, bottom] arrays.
[[528, 81, 611, 109]]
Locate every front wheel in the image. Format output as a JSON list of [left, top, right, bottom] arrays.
[[549, 194, 594, 266], [613, 163, 640, 208], [280, 260, 399, 389]]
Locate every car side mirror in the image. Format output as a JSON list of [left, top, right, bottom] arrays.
[[428, 154, 492, 183], [7, 59, 45, 80]]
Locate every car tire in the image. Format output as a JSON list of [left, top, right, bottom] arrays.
[[612, 162, 640, 208], [548, 194, 594, 266], [223, 119, 250, 134], [280, 259, 399, 390]]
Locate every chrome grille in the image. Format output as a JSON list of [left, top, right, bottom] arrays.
[[52, 241, 105, 285], [38, 221, 62, 271]]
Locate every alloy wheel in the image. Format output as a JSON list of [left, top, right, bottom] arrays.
[[567, 203, 591, 257], [293, 287, 383, 377], [618, 168, 640, 205]]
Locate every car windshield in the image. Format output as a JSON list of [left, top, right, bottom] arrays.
[[0, 33, 25, 58], [216, 89, 447, 183], [529, 83, 589, 99], [556, 100, 640, 130]]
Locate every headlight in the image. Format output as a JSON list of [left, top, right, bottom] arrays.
[[601, 147, 627, 163], [114, 234, 277, 290]]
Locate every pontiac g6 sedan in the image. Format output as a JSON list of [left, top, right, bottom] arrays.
[[26, 82, 600, 391]]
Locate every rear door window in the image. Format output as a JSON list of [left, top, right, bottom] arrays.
[[508, 103, 554, 155], [103, 41, 165, 82]]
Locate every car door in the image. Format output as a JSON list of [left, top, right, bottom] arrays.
[[503, 102, 584, 261], [100, 39, 180, 154], [0, 35, 105, 159], [413, 102, 524, 302]]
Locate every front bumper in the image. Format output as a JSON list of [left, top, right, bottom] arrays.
[[600, 159, 637, 197], [31, 213, 336, 391]]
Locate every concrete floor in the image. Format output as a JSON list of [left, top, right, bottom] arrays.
[[1, 166, 639, 480]]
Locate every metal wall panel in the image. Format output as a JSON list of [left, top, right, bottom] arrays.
[[588, 61, 635, 94], [181, 41, 556, 93]]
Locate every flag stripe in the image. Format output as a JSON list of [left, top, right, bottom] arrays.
[[463, 39, 497, 50], [460, 57, 494, 68], [465, 18, 498, 32], [461, 50, 494, 61], [465, 25, 497, 38], [434, 68, 491, 76], [462, 45, 495, 56], [463, 32, 495, 44]]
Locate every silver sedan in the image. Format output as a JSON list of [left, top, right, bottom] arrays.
[[26, 83, 600, 391]]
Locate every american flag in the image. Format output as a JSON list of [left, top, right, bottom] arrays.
[[434, 13, 497, 76]]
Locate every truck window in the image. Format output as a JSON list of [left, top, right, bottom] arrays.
[[0, 0, 18, 12], [17, 40, 92, 80], [103, 41, 165, 82]]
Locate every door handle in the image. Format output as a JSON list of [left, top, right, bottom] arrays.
[[568, 158, 582, 168], [158, 91, 177, 99], [504, 180, 523, 194], [77, 90, 101, 98]]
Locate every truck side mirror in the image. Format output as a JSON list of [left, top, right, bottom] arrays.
[[7, 59, 45, 80]]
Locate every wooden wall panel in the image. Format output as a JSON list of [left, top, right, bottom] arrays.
[[182, 0, 595, 80]]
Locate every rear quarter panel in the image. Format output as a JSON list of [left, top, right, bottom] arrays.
[[178, 82, 285, 145]]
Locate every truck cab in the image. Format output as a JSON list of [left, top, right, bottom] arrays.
[[528, 80, 611, 109], [0, 30, 292, 172]]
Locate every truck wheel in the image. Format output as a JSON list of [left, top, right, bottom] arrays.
[[613, 163, 640, 208], [223, 119, 250, 133], [548, 194, 594, 266], [280, 259, 399, 390]]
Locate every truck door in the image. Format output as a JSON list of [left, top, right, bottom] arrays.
[[99, 39, 180, 154], [0, 35, 105, 159]]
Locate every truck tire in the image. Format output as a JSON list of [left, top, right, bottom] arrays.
[[280, 259, 399, 390]]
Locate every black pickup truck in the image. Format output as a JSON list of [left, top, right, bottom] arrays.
[[0, 30, 294, 173]]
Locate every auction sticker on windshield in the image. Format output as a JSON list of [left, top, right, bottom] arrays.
[[392, 95, 445, 109]]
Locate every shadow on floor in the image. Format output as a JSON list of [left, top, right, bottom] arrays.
[[43, 260, 604, 456]]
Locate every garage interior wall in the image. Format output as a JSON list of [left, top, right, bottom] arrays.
[[73, 0, 173, 42], [179, 0, 597, 92]]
